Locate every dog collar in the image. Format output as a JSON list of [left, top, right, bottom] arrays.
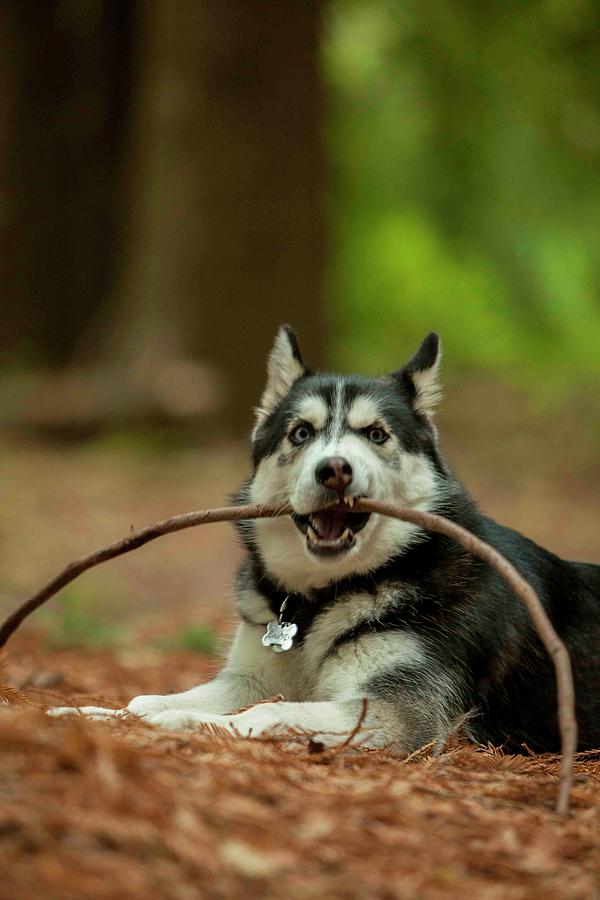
[[261, 596, 298, 653]]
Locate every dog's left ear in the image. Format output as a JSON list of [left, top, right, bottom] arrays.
[[392, 332, 442, 419], [253, 325, 307, 433]]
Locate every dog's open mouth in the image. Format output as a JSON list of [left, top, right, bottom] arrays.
[[292, 505, 371, 556]]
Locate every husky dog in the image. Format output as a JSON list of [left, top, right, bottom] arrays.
[[50, 328, 600, 754]]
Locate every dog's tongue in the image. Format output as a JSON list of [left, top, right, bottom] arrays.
[[311, 510, 347, 540]]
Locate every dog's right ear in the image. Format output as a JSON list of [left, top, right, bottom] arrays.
[[253, 326, 307, 435]]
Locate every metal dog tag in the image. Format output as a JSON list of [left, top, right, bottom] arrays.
[[261, 620, 298, 653]]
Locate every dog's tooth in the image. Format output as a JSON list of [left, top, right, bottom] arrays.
[[341, 528, 351, 541], [347, 496, 354, 508], [307, 526, 318, 542]]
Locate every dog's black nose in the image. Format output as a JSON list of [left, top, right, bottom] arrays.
[[315, 457, 353, 493]]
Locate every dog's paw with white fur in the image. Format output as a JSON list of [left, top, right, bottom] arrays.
[[47, 695, 181, 722], [126, 694, 177, 718], [47, 705, 127, 720], [143, 708, 233, 732]]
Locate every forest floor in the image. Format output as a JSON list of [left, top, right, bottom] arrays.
[[1, 381, 599, 898]]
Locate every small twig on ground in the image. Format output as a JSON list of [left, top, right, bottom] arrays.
[[331, 698, 370, 754], [402, 741, 438, 764], [0, 498, 577, 814]]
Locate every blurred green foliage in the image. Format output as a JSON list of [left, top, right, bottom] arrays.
[[43, 589, 120, 649], [176, 625, 218, 655], [154, 624, 218, 656], [323, 0, 600, 392]]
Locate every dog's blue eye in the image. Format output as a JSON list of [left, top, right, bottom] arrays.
[[367, 426, 388, 444], [289, 423, 314, 445]]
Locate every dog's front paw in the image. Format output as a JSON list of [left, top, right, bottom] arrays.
[[126, 694, 176, 718], [47, 706, 127, 720], [144, 709, 232, 732]]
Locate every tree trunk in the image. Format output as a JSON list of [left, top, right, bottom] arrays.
[[91, 0, 327, 435], [2, 0, 136, 366], [194, 0, 327, 432], [2, 1, 326, 436]]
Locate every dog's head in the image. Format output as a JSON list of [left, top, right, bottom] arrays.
[[242, 326, 449, 592]]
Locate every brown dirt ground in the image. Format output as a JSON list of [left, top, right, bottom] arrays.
[[0, 384, 599, 898], [1, 673, 600, 900]]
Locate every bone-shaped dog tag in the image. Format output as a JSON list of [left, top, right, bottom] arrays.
[[261, 620, 298, 653]]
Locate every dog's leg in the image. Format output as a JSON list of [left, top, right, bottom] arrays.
[[138, 632, 464, 754], [141, 686, 460, 754], [137, 696, 400, 750], [48, 622, 298, 720], [135, 631, 454, 752]]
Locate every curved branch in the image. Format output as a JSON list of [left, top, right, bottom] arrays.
[[0, 498, 577, 814], [354, 499, 577, 816]]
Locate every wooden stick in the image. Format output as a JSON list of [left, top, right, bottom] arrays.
[[0, 498, 577, 814]]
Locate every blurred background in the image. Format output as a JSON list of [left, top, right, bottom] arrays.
[[0, 1, 598, 658]]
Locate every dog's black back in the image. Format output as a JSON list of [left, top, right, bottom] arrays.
[[467, 516, 600, 751]]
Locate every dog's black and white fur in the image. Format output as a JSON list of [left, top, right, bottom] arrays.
[[51, 328, 600, 753]]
